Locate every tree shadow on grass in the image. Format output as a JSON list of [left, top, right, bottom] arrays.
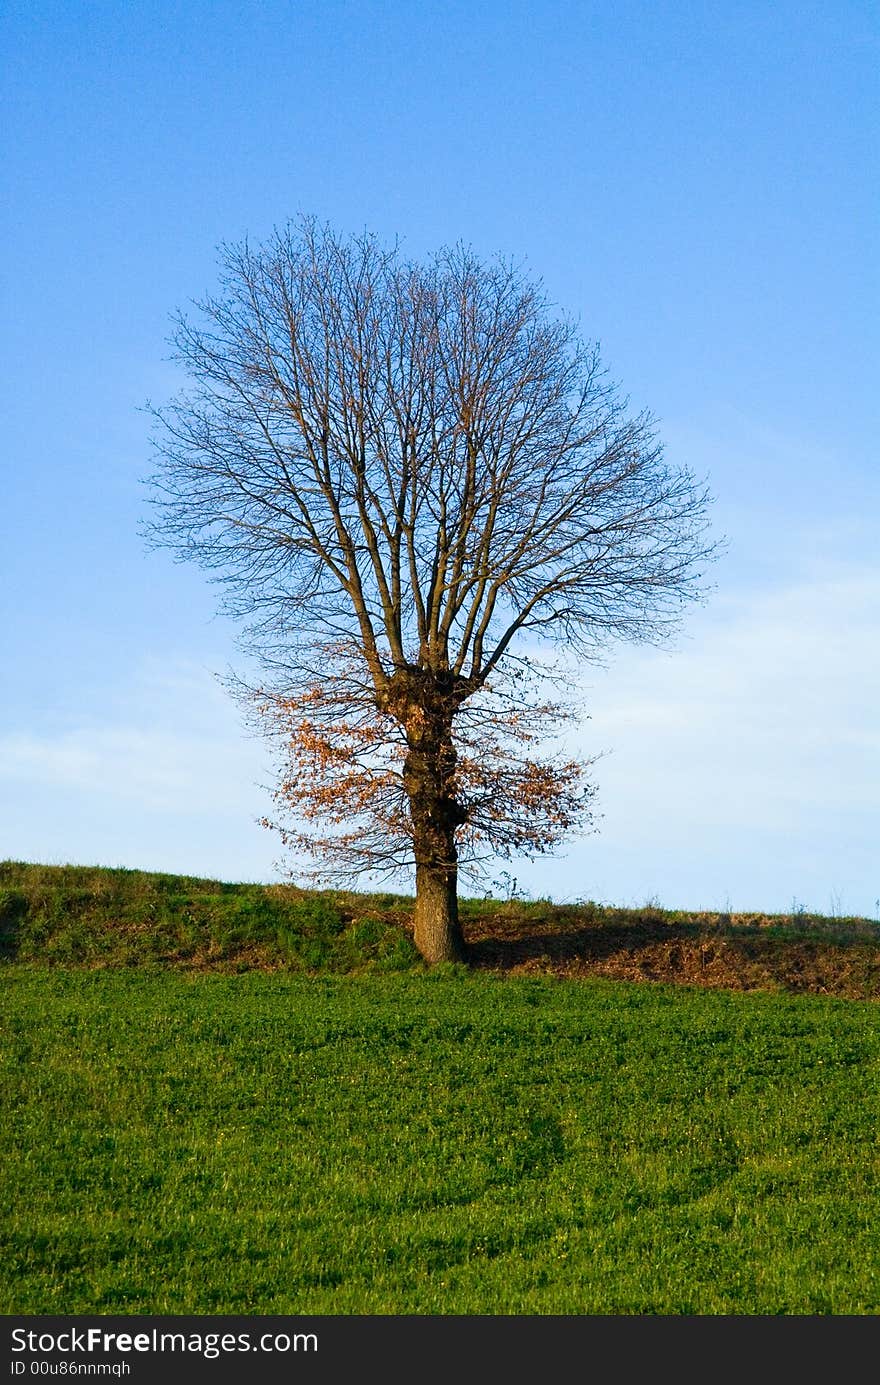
[[463, 916, 880, 999], [0, 890, 27, 960], [465, 918, 700, 970]]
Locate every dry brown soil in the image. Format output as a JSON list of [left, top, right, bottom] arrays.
[[458, 907, 880, 1000]]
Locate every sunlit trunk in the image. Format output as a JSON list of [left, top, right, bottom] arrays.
[[412, 840, 465, 964], [404, 703, 467, 964]]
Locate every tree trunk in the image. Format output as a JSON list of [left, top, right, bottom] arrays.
[[413, 857, 465, 964], [395, 677, 469, 965]]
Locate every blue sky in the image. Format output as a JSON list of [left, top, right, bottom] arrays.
[[2, 1, 877, 914]]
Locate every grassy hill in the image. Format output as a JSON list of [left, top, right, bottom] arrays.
[[0, 860, 418, 973], [2, 860, 880, 998]]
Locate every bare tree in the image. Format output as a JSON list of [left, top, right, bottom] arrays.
[[148, 217, 716, 963]]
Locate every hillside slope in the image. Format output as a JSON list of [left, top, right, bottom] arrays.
[[3, 861, 879, 998]]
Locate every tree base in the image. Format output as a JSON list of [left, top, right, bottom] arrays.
[[413, 864, 466, 964]]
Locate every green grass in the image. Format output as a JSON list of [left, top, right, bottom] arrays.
[[3, 967, 880, 1314], [0, 861, 419, 972], [4, 861, 877, 977]]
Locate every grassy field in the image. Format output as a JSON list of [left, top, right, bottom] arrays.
[[3, 966, 880, 1314]]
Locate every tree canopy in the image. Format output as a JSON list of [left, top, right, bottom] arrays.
[[148, 218, 716, 961]]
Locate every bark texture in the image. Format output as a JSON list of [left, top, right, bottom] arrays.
[[413, 859, 465, 963], [400, 676, 468, 962]]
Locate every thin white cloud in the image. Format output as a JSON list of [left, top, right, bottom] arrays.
[[0, 657, 271, 811], [0, 659, 277, 878], [1, 564, 877, 912], [543, 558, 880, 913], [0, 725, 261, 813]]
